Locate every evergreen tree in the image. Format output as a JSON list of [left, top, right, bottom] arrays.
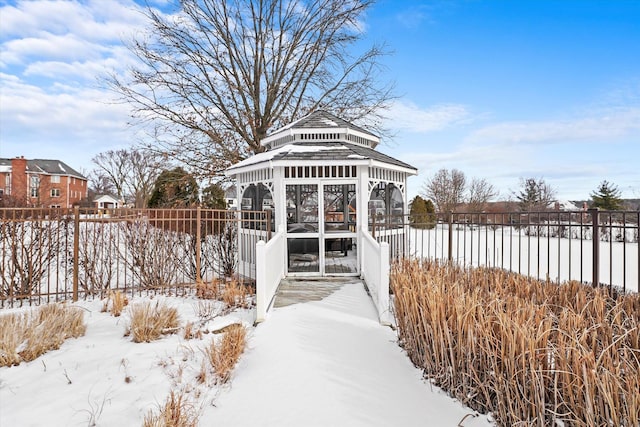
[[514, 177, 556, 211], [148, 167, 199, 208], [201, 183, 227, 209], [590, 180, 623, 210], [409, 196, 436, 229]]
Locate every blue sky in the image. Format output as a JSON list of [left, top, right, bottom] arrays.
[[1, 0, 639, 201]]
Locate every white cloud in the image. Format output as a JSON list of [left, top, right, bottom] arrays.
[[0, 0, 146, 77], [3, 34, 100, 65], [385, 100, 472, 133], [468, 107, 640, 144], [0, 73, 132, 146], [0, 0, 145, 40]]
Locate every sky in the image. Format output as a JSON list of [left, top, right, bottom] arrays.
[[1, 0, 639, 201]]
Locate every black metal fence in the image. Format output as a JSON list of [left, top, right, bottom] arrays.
[[0, 207, 271, 307], [373, 209, 639, 293]]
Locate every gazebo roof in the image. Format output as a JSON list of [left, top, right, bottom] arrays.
[[261, 110, 380, 150], [226, 141, 417, 175], [277, 110, 377, 137]]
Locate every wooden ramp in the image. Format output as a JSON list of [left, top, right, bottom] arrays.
[[273, 277, 364, 308]]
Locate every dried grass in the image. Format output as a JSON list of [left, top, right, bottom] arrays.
[[196, 279, 253, 310], [221, 281, 252, 309], [204, 324, 246, 383], [127, 301, 180, 343], [391, 259, 640, 427], [142, 390, 199, 427], [0, 303, 86, 367], [182, 322, 202, 340], [195, 280, 221, 300], [101, 290, 129, 317]]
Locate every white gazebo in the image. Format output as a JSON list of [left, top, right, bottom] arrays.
[[225, 110, 417, 322]]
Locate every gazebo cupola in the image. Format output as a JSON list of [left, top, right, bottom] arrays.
[[225, 110, 417, 278]]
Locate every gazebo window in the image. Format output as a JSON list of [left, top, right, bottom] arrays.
[[241, 183, 274, 230], [369, 182, 404, 229], [286, 184, 318, 233], [323, 184, 356, 232]]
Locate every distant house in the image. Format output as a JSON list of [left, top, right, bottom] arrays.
[[224, 185, 237, 209], [93, 195, 122, 209], [550, 200, 580, 211], [0, 156, 88, 208]]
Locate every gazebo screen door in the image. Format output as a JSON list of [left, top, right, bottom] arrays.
[[286, 181, 358, 276]]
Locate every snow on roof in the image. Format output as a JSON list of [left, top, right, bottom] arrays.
[[549, 200, 580, 210], [228, 143, 348, 170], [320, 117, 338, 127], [93, 194, 121, 202]]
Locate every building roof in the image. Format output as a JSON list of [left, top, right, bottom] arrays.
[[0, 158, 86, 180], [93, 194, 121, 203], [226, 141, 417, 174]]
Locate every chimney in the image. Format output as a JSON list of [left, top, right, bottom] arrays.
[[11, 156, 28, 203]]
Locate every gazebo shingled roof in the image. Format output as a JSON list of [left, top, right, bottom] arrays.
[[277, 110, 378, 138]]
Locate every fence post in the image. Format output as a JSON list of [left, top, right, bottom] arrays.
[[589, 208, 600, 288], [72, 206, 80, 301], [448, 211, 453, 262], [195, 206, 202, 284], [255, 240, 267, 323]]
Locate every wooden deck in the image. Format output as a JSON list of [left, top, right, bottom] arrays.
[[273, 277, 365, 308]]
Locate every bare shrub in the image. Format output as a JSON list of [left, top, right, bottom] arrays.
[[0, 216, 69, 300], [77, 222, 118, 295], [0, 303, 86, 366], [211, 219, 237, 279], [127, 301, 179, 343], [118, 220, 181, 290], [391, 259, 640, 426], [204, 324, 246, 383], [142, 390, 199, 427]]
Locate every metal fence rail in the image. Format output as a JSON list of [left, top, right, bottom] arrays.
[[0, 207, 271, 307], [373, 209, 639, 293]]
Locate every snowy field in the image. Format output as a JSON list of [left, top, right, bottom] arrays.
[[0, 284, 494, 427], [401, 225, 639, 293]]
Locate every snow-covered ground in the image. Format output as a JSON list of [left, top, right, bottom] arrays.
[[0, 283, 493, 427], [403, 225, 639, 293]]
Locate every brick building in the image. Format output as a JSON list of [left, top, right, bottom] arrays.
[[0, 157, 88, 208]]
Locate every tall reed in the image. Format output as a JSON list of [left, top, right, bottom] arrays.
[[391, 259, 639, 426]]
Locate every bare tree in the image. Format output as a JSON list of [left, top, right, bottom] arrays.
[[108, 0, 393, 179], [422, 168, 467, 213], [467, 177, 498, 212], [422, 169, 498, 213], [87, 170, 116, 195], [91, 148, 164, 208]]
